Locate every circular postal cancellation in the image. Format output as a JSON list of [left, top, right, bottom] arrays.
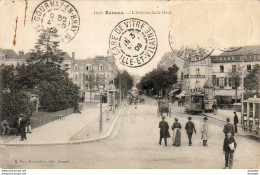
[[32, 0, 80, 43], [109, 18, 158, 68], [168, 29, 214, 62]]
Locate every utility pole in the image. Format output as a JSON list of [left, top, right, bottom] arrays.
[[99, 94, 103, 133]]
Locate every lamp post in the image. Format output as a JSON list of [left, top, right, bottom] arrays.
[[99, 92, 103, 133]]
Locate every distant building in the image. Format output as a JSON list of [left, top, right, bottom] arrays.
[[182, 57, 212, 93], [72, 56, 118, 102], [0, 48, 25, 66], [211, 45, 260, 103]]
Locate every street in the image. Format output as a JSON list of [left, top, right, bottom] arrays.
[[1, 97, 259, 169]]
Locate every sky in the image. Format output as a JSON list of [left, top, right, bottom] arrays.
[[0, 0, 260, 76]]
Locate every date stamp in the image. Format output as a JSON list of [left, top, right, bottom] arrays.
[[31, 0, 80, 43], [109, 18, 157, 68], [168, 29, 214, 62]]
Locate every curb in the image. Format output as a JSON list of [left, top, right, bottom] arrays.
[[2, 103, 125, 146]]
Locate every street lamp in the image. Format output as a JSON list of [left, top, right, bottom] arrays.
[[99, 91, 104, 133]]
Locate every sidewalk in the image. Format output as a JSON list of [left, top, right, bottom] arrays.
[[205, 109, 241, 125], [6, 104, 109, 145]]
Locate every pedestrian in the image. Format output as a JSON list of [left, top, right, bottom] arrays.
[[171, 118, 182, 147], [223, 118, 235, 137], [201, 117, 209, 147], [17, 114, 23, 135], [223, 132, 237, 169], [185, 116, 196, 146], [159, 116, 170, 146], [212, 102, 218, 114], [20, 115, 27, 141], [1, 120, 10, 136], [233, 112, 239, 133], [25, 117, 32, 133], [13, 116, 19, 135]]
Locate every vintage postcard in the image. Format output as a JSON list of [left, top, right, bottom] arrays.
[[0, 0, 259, 172]]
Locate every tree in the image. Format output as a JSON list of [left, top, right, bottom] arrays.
[[0, 65, 35, 121], [137, 64, 179, 97], [226, 65, 242, 103], [27, 29, 64, 64], [24, 30, 79, 111], [244, 64, 260, 93], [114, 70, 134, 99]]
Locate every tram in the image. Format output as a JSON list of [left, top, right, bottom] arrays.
[[184, 86, 216, 114]]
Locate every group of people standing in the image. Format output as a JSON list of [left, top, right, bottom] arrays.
[[159, 116, 208, 147], [1, 114, 31, 141], [159, 113, 238, 169]]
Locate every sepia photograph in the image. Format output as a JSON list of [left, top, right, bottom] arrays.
[[0, 0, 259, 173]]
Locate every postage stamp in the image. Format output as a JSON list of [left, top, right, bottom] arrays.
[[109, 18, 158, 68], [31, 0, 80, 43], [168, 29, 214, 62]]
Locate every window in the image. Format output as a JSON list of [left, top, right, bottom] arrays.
[[216, 78, 219, 86], [228, 78, 232, 87], [99, 65, 103, 71], [74, 64, 78, 70], [220, 65, 224, 73], [75, 75, 78, 80], [10, 56, 14, 59], [224, 78, 227, 87], [247, 64, 252, 71], [232, 65, 236, 72], [212, 75, 216, 85], [219, 77, 224, 88]]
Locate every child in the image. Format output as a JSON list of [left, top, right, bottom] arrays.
[[223, 132, 237, 169]]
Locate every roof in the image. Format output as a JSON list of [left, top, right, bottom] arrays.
[[74, 56, 114, 66], [1, 49, 19, 59], [23, 52, 72, 60], [219, 45, 260, 56]]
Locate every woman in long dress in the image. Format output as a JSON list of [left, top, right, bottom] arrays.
[[171, 118, 182, 147], [201, 117, 209, 146]]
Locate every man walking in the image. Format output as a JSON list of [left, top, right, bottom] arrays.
[[223, 132, 237, 169], [159, 116, 170, 146], [20, 115, 27, 141], [223, 118, 235, 137], [185, 116, 196, 146], [233, 112, 239, 133]]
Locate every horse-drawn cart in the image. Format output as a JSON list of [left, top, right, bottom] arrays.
[[157, 100, 171, 117]]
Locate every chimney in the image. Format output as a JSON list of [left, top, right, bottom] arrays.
[[72, 52, 75, 60], [19, 51, 24, 58]]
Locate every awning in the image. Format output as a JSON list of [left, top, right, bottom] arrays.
[[214, 90, 242, 99], [170, 89, 179, 95], [176, 91, 185, 98]]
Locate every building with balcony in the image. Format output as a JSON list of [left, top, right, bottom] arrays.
[[211, 45, 260, 103], [72, 56, 118, 102]]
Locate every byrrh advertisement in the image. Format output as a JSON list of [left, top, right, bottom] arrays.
[[0, 0, 259, 175]]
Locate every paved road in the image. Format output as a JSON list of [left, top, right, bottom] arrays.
[[1, 97, 259, 169]]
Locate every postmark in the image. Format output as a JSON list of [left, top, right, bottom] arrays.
[[32, 0, 80, 43], [109, 18, 158, 68], [168, 29, 214, 62]]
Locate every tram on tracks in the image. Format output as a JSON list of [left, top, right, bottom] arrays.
[[184, 88, 216, 114]]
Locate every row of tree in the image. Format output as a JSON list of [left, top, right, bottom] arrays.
[[0, 30, 79, 121], [137, 64, 179, 95]]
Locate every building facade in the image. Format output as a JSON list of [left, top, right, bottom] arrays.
[[72, 56, 118, 102], [210, 45, 260, 103], [0, 48, 117, 102], [0, 48, 26, 66], [182, 57, 212, 92]]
